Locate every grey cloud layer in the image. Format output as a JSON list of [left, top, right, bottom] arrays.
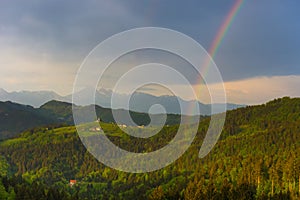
[[0, 0, 300, 97]]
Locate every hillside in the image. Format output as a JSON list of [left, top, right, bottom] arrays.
[[40, 100, 185, 126], [0, 100, 185, 140], [0, 101, 60, 140], [0, 97, 299, 199]]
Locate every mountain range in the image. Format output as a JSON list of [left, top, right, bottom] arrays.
[[0, 88, 245, 115]]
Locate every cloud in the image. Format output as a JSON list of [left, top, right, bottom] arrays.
[[126, 75, 300, 105], [0, 0, 300, 104], [220, 75, 300, 105], [0, 0, 144, 62], [0, 0, 146, 94], [0, 46, 75, 95], [214, 0, 300, 80], [2, 0, 300, 79]]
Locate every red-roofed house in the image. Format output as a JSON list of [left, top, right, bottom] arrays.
[[69, 180, 77, 187]]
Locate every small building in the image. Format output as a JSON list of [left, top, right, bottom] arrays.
[[120, 124, 127, 128], [89, 128, 95, 132], [69, 180, 77, 187], [89, 127, 101, 132]]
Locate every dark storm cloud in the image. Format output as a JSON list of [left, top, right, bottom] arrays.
[[0, 0, 300, 92], [213, 0, 300, 81], [121, 0, 300, 81], [0, 0, 143, 61]]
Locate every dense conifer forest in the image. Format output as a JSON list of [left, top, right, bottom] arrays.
[[0, 97, 299, 199]]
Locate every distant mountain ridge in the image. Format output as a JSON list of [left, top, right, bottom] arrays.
[[0, 88, 245, 115], [0, 89, 64, 107]]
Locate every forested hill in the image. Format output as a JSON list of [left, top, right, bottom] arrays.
[[40, 100, 184, 126], [221, 96, 300, 139], [0, 97, 299, 199], [0, 100, 184, 140], [0, 101, 59, 140]]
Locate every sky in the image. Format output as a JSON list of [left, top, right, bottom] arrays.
[[0, 0, 300, 104]]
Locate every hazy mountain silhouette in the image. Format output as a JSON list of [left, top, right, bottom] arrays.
[[0, 88, 245, 115]]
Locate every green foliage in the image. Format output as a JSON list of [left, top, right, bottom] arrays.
[[0, 100, 185, 140], [0, 101, 59, 140], [0, 97, 300, 199], [41, 100, 184, 126], [0, 156, 9, 177]]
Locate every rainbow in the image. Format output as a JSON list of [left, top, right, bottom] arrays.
[[193, 0, 244, 112], [209, 0, 244, 58], [202, 0, 244, 74]]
